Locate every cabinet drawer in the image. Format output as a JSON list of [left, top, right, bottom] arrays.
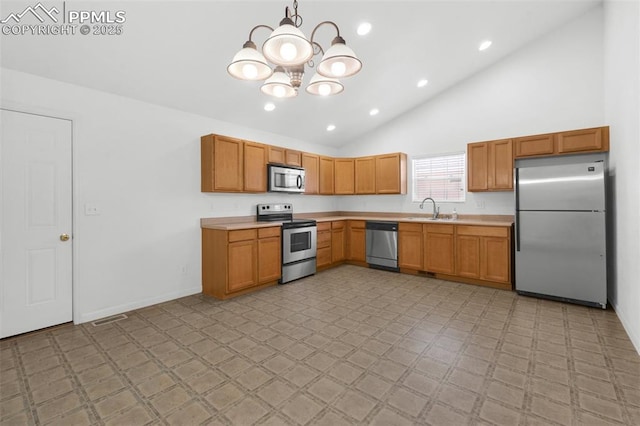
[[332, 221, 345, 230], [399, 222, 423, 232], [317, 222, 331, 232], [258, 227, 280, 239], [229, 229, 257, 242], [456, 226, 508, 238], [349, 220, 366, 229], [425, 224, 454, 234], [317, 231, 331, 248]]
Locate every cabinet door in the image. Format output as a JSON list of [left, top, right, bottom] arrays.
[[488, 139, 513, 190], [331, 222, 345, 262], [228, 240, 257, 292], [514, 134, 555, 158], [244, 141, 267, 192], [456, 235, 481, 279], [213, 135, 244, 192], [424, 225, 455, 274], [376, 153, 406, 194], [399, 223, 423, 270], [268, 146, 286, 164], [334, 159, 355, 195], [481, 237, 510, 283], [319, 157, 335, 195], [355, 156, 376, 194], [302, 153, 319, 195], [285, 150, 302, 166], [467, 142, 488, 192], [317, 247, 332, 268], [557, 127, 607, 154], [258, 236, 281, 284], [347, 221, 366, 261]]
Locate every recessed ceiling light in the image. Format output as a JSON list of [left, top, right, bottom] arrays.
[[357, 22, 372, 36], [369, 108, 379, 116], [327, 124, 336, 132], [264, 103, 275, 111], [479, 40, 492, 51], [417, 79, 428, 88]]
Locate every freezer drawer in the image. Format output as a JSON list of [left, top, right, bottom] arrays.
[[515, 211, 606, 307]]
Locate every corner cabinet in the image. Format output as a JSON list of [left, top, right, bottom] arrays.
[[355, 157, 376, 194], [334, 159, 355, 195], [202, 227, 281, 299], [468, 139, 513, 192]]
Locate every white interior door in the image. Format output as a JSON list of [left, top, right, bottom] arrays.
[[1, 109, 73, 338]]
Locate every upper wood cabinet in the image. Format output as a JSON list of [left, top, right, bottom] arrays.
[[302, 153, 319, 195], [376, 153, 407, 194], [557, 127, 609, 154], [514, 133, 555, 158], [468, 139, 513, 192], [467, 142, 488, 191], [514, 126, 609, 158], [268, 146, 286, 164], [355, 156, 376, 194], [285, 150, 302, 167], [243, 142, 267, 192], [319, 157, 335, 195], [201, 134, 244, 192], [334, 159, 355, 195], [202, 134, 407, 195]]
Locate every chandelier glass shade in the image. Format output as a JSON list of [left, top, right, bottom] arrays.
[[227, 0, 362, 98]]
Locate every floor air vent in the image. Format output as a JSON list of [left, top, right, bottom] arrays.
[[91, 314, 128, 326]]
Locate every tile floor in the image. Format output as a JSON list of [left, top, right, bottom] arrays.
[[1, 265, 639, 425]]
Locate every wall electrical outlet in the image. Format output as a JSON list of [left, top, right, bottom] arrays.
[[180, 265, 189, 275], [475, 200, 486, 209], [84, 204, 100, 216]]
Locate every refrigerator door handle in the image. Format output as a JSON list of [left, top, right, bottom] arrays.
[[514, 167, 520, 252]]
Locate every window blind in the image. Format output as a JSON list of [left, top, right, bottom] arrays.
[[412, 153, 466, 202]]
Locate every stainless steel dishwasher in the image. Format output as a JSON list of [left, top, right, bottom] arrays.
[[365, 221, 399, 272]]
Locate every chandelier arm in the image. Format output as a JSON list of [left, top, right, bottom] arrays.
[[248, 24, 275, 42], [311, 41, 324, 56], [309, 21, 340, 45]]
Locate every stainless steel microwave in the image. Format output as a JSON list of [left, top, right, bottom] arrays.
[[268, 164, 305, 193]]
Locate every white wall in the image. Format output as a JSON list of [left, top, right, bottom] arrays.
[[336, 7, 605, 217], [603, 0, 640, 353], [1, 68, 337, 323]]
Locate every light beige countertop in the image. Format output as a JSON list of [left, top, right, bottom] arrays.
[[201, 212, 513, 230]]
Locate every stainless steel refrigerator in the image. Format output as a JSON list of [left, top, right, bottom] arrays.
[[515, 153, 607, 308]]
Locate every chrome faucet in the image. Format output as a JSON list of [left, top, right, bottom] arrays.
[[419, 197, 440, 219]]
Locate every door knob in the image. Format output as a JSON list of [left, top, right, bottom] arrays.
[[60, 234, 70, 242]]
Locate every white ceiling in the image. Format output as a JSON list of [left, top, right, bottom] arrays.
[[1, 0, 600, 147]]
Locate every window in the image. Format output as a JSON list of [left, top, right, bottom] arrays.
[[412, 152, 466, 202]]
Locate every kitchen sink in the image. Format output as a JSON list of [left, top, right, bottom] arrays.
[[404, 217, 455, 221]]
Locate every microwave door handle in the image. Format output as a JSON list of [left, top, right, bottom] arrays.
[[296, 175, 302, 189]]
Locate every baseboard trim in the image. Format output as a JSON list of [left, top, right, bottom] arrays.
[[610, 299, 640, 355], [77, 287, 201, 324]]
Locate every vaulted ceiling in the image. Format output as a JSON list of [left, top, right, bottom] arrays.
[[1, 0, 600, 146]]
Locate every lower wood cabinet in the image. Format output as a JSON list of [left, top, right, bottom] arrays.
[[317, 222, 332, 268], [399, 223, 424, 270], [347, 221, 366, 262], [398, 221, 512, 290], [331, 221, 345, 263], [424, 224, 455, 274], [455, 225, 511, 286], [202, 227, 281, 299]]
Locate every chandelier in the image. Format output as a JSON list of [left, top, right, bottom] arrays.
[[227, 0, 362, 98]]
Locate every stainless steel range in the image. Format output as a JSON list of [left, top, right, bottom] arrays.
[[256, 204, 317, 284]]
